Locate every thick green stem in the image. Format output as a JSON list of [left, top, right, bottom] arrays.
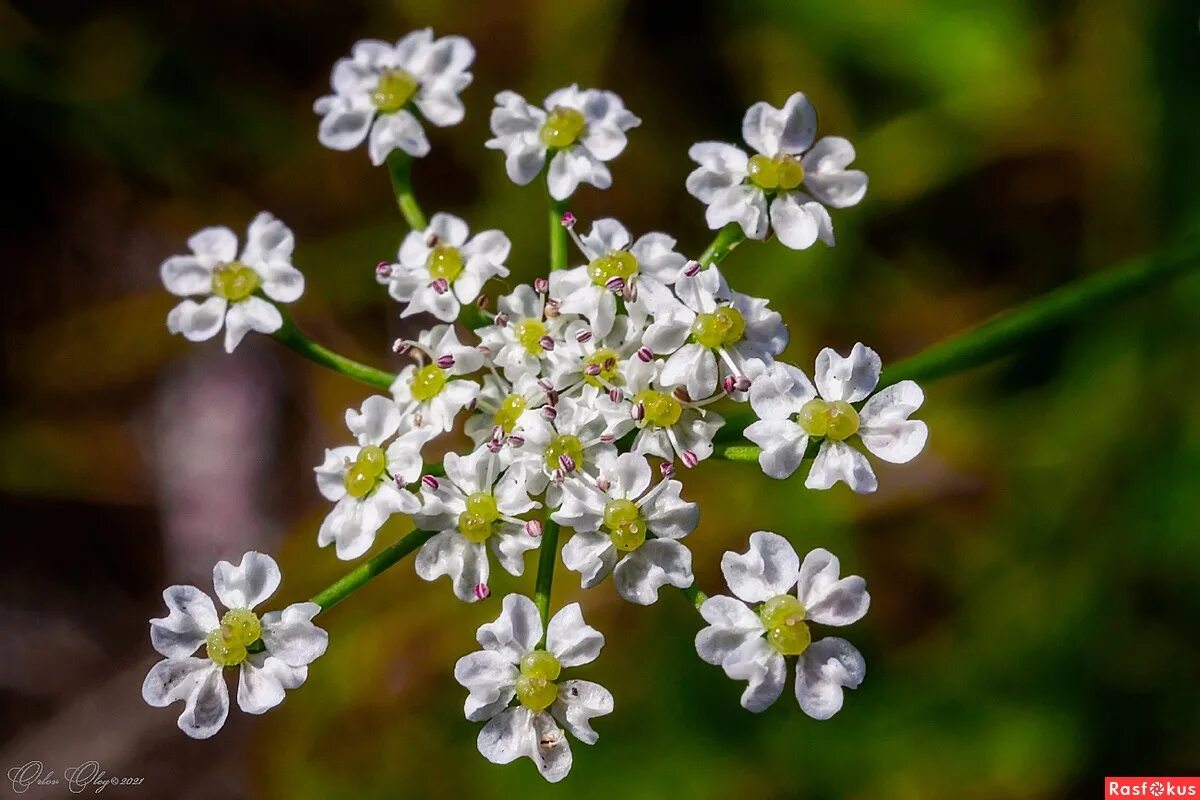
[[271, 309, 395, 390], [533, 520, 562, 641], [699, 222, 746, 267], [310, 529, 436, 613], [548, 193, 569, 271], [386, 151, 428, 231]]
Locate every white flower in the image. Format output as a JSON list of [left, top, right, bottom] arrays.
[[485, 85, 641, 200], [504, 396, 617, 504], [686, 92, 867, 249], [142, 552, 328, 739], [695, 532, 868, 717], [382, 213, 511, 322], [477, 284, 574, 381], [314, 396, 431, 559], [464, 371, 551, 450], [554, 452, 698, 604], [544, 316, 645, 402], [314, 31, 474, 165], [743, 344, 928, 493], [161, 212, 304, 353], [390, 325, 483, 432], [642, 266, 787, 400], [413, 446, 541, 602], [548, 218, 687, 338], [454, 594, 612, 783]]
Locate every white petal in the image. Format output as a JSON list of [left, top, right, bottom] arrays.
[[313, 446, 356, 502], [721, 530, 800, 603], [489, 527, 540, 576], [546, 603, 604, 668], [142, 656, 211, 707], [346, 395, 402, 446], [149, 586, 219, 658], [260, 263, 304, 304], [454, 649, 519, 720], [749, 362, 817, 421], [581, 218, 631, 257], [317, 101, 375, 151], [547, 148, 611, 200], [706, 185, 769, 239], [477, 707, 573, 783], [858, 380, 928, 463], [744, 420, 809, 480], [797, 549, 869, 626], [560, 530, 617, 589], [223, 296, 281, 353], [166, 297, 227, 343], [551, 680, 613, 745], [802, 136, 868, 208], [477, 593, 543, 662], [814, 342, 881, 402], [368, 110, 430, 165], [613, 539, 692, 605], [795, 637, 866, 720], [237, 654, 299, 714], [212, 551, 280, 610], [685, 142, 748, 203], [695, 595, 764, 666], [742, 92, 817, 155], [659, 345, 717, 400], [259, 602, 328, 666], [805, 440, 877, 493], [416, 86, 466, 127], [611, 452, 651, 499], [642, 313, 694, 355], [160, 255, 213, 296], [188, 226, 238, 263], [415, 531, 487, 602], [640, 480, 698, 539], [769, 193, 822, 251], [241, 211, 295, 265], [724, 637, 787, 713], [177, 662, 230, 739]]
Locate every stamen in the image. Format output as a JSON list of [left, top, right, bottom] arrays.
[[599, 434, 615, 444], [575, 329, 593, 344], [560, 212, 576, 228], [636, 346, 653, 363], [623, 279, 638, 303], [558, 454, 577, 472], [425, 232, 440, 247], [392, 339, 411, 355], [525, 519, 543, 537], [376, 261, 393, 279], [394, 474, 407, 488], [542, 406, 558, 421], [534, 277, 549, 294], [475, 295, 489, 309], [431, 278, 450, 295], [723, 375, 737, 395], [683, 260, 702, 278], [584, 362, 602, 376], [681, 450, 699, 469], [608, 388, 623, 403], [596, 478, 611, 492], [660, 462, 675, 478], [421, 475, 439, 491], [507, 434, 525, 447], [494, 312, 510, 327], [631, 402, 645, 421], [539, 336, 556, 352], [436, 355, 455, 369], [605, 276, 625, 293], [473, 583, 490, 601], [735, 376, 752, 392]]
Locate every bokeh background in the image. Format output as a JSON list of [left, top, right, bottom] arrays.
[[2, 0, 1198, 797]]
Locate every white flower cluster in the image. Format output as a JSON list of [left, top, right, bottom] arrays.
[[149, 29, 929, 782]]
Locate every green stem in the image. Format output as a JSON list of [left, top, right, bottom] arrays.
[[310, 529, 436, 613], [386, 151, 428, 231], [533, 520, 561, 642], [698, 222, 746, 267], [548, 193, 569, 271], [680, 585, 708, 611], [271, 309, 395, 390]]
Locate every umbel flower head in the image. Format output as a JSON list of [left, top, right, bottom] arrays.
[[161, 212, 304, 352], [687, 92, 868, 250], [142, 552, 328, 738], [696, 533, 868, 717], [454, 595, 613, 783], [315, 30, 475, 164]]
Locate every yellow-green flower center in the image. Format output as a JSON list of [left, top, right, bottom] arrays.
[[797, 398, 859, 441], [747, 153, 805, 191], [211, 262, 261, 302], [204, 608, 262, 667], [514, 318, 548, 356], [515, 649, 561, 711], [457, 491, 501, 543], [544, 434, 584, 472], [539, 106, 586, 149], [758, 594, 811, 656], [691, 306, 746, 348], [343, 443, 389, 498], [410, 364, 448, 402], [603, 498, 646, 552], [587, 250, 638, 287], [426, 244, 464, 282], [583, 347, 621, 388], [371, 68, 419, 113], [493, 394, 528, 433], [634, 389, 683, 428]]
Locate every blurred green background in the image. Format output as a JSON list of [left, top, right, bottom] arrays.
[[2, 0, 1198, 797]]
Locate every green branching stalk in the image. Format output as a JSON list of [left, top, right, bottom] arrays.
[[386, 151, 428, 231], [271, 309, 395, 390], [309, 529, 436, 613], [548, 194, 569, 271], [533, 520, 562, 641], [699, 222, 746, 267]]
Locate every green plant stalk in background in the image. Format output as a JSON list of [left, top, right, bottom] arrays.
[[386, 152, 428, 231], [271, 309, 395, 391], [533, 521, 562, 638], [309, 529, 436, 612]]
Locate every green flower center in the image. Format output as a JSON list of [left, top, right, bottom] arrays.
[[583, 347, 621, 388], [410, 364, 448, 402], [457, 491, 501, 543], [587, 250, 638, 287], [747, 153, 805, 191], [797, 398, 859, 441], [426, 244, 464, 282], [691, 306, 746, 348], [758, 594, 811, 656], [343, 443, 389, 498], [204, 608, 262, 667], [515, 649, 561, 711], [493, 394, 528, 433], [603, 498, 647, 552], [538, 106, 586, 149], [371, 68, 419, 113], [211, 262, 260, 302], [634, 389, 683, 428], [544, 434, 584, 473], [514, 318, 548, 356]]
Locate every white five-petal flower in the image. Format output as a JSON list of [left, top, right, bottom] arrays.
[[695, 532, 868, 718], [454, 595, 612, 783], [142, 552, 328, 739], [486, 85, 641, 200], [161, 212, 304, 353], [315, 31, 474, 165], [744, 343, 928, 493], [390, 325, 483, 432], [686, 92, 867, 250]]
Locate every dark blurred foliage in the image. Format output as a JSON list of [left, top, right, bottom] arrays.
[[1, 0, 1198, 798]]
